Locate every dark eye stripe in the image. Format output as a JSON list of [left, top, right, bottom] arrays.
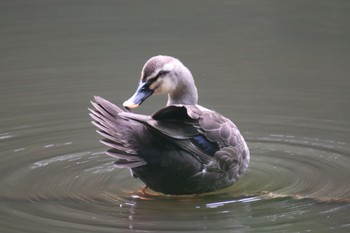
[[143, 70, 169, 84], [158, 70, 170, 77], [151, 70, 168, 81], [145, 75, 159, 87]]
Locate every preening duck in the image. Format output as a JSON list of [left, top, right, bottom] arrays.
[[89, 55, 250, 195]]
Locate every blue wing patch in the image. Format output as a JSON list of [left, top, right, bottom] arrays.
[[192, 135, 219, 155]]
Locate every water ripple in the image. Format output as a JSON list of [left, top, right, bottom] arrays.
[[1, 120, 349, 232]]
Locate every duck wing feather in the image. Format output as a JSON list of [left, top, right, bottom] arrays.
[[89, 96, 147, 168], [150, 105, 250, 178]]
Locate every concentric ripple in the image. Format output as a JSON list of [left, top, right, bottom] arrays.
[[239, 132, 350, 201], [1, 116, 349, 232]]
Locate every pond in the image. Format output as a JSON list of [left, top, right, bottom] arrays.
[[0, 1, 349, 232]]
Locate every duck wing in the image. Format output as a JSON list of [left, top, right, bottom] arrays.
[[89, 96, 148, 168], [124, 105, 250, 180], [194, 107, 250, 178]]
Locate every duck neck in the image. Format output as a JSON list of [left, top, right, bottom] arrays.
[[167, 69, 198, 106]]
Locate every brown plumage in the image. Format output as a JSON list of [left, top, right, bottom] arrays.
[[89, 55, 250, 195]]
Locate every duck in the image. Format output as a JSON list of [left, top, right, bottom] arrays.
[[89, 55, 250, 195]]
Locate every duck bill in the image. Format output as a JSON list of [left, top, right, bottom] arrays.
[[123, 81, 154, 109]]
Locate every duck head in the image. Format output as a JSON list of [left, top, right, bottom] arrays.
[[123, 55, 198, 109]]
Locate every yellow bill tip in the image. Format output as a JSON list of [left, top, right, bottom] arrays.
[[123, 99, 139, 109]]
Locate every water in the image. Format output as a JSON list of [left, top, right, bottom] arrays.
[[1, 0, 350, 232]]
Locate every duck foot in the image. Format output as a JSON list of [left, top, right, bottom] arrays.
[[138, 186, 164, 197], [141, 185, 149, 195]]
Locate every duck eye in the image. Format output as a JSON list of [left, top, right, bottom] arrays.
[[158, 70, 168, 77]]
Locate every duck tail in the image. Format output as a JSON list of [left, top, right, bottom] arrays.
[[88, 96, 147, 168]]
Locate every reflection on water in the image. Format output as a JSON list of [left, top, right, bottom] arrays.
[[1, 0, 350, 232]]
